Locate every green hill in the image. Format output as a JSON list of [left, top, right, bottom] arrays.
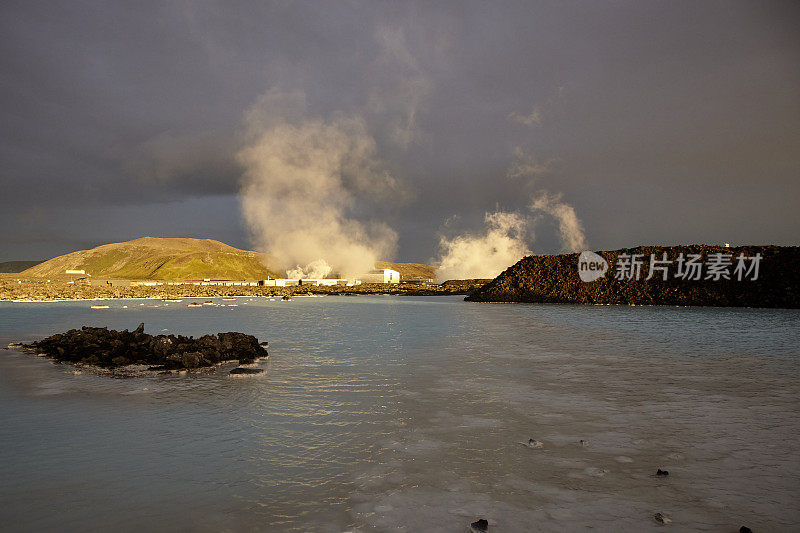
[[21, 237, 440, 281], [0, 260, 44, 273], [376, 261, 437, 280], [22, 237, 280, 280]]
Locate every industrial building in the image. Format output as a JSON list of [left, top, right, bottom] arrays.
[[121, 269, 403, 288], [359, 269, 400, 284]]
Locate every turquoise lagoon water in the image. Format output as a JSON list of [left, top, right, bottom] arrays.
[[0, 296, 798, 532]]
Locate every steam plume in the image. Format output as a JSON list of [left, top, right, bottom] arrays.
[[509, 106, 542, 127], [530, 191, 587, 252], [435, 146, 587, 280], [435, 212, 530, 281], [238, 92, 398, 278]]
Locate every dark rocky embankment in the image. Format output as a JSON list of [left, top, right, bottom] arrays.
[[17, 323, 269, 370], [440, 278, 493, 291], [466, 245, 800, 308]]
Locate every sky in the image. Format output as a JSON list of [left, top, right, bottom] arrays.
[[1, 0, 798, 263]]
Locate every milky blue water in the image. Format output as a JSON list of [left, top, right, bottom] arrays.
[[1, 296, 798, 532]]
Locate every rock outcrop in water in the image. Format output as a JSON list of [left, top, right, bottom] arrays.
[[19, 323, 268, 370], [470, 518, 489, 532], [466, 245, 800, 308], [229, 367, 264, 375]]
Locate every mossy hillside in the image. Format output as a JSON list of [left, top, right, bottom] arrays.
[[23, 237, 279, 280], [375, 261, 438, 280], [23, 237, 440, 281]]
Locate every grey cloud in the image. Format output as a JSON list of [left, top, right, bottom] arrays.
[[120, 129, 241, 196], [1, 0, 798, 262]]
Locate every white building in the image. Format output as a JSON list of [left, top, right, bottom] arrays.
[[300, 278, 348, 286], [360, 269, 400, 284], [259, 279, 286, 286], [259, 278, 348, 287]]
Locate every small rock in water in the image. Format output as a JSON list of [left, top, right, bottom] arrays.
[[230, 367, 264, 375], [525, 439, 544, 449], [653, 512, 672, 524], [470, 518, 488, 531], [656, 469, 669, 477], [739, 527, 753, 533]]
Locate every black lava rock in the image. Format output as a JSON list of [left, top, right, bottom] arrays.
[[740, 527, 753, 533], [656, 469, 669, 477], [230, 367, 264, 375], [653, 512, 671, 524], [466, 245, 800, 309], [470, 518, 488, 531], [20, 324, 268, 371]]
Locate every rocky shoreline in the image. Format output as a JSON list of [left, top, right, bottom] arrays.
[[11, 323, 269, 375], [0, 278, 488, 301], [466, 245, 800, 308]]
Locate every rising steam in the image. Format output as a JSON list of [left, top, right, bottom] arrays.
[[434, 146, 587, 281], [530, 191, 587, 252], [435, 212, 530, 281], [238, 91, 399, 278]]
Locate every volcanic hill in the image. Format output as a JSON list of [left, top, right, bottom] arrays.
[[22, 237, 279, 280], [0, 260, 44, 273], [375, 261, 437, 280], [21, 237, 439, 281]]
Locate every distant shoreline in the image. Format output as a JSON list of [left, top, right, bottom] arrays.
[[0, 279, 488, 302]]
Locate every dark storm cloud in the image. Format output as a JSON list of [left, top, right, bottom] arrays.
[[1, 0, 798, 261]]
